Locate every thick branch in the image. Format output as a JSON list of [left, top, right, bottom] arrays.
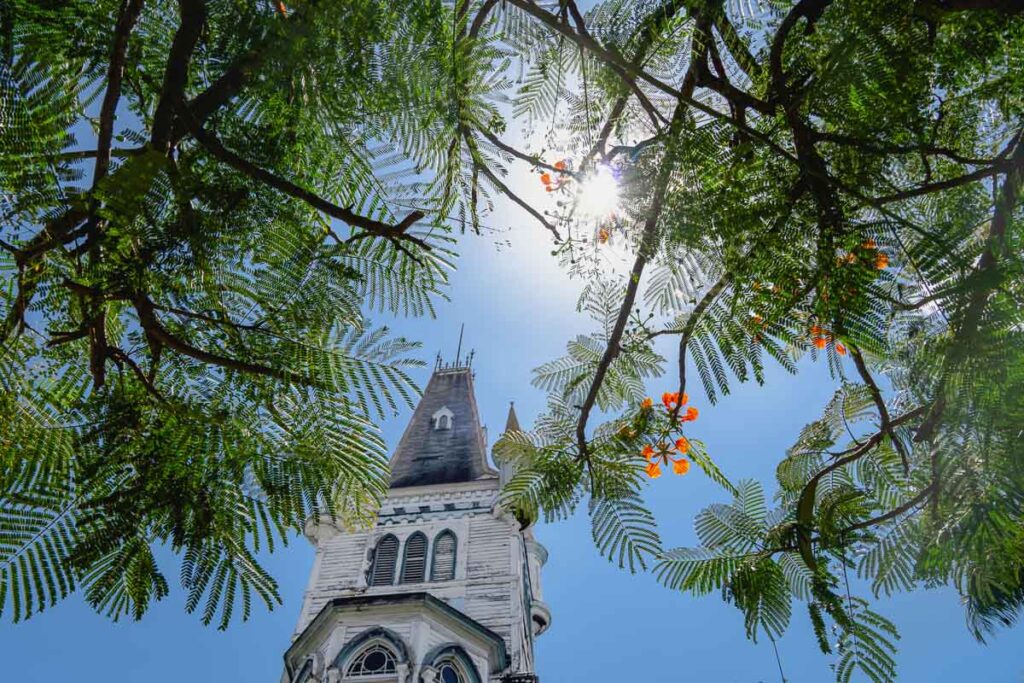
[[768, 0, 831, 104], [188, 123, 428, 247], [132, 294, 308, 385], [94, 0, 146, 183], [815, 131, 996, 166], [151, 0, 207, 150], [872, 162, 1008, 204]]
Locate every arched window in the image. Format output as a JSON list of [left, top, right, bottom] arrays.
[[436, 660, 465, 683], [431, 530, 456, 582], [400, 532, 427, 583], [345, 642, 397, 677], [369, 535, 399, 586], [422, 644, 482, 683], [334, 628, 409, 681]]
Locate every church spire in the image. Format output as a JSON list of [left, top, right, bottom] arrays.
[[504, 401, 522, 434], [388, 365, 497, 488]]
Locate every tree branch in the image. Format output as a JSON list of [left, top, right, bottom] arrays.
[[914, 132, 1024, 441], [840, 484, 936, 535], [187, 122, 429, 247], [576, 102, 689, 460], [848, 343, 910, 474], [94, 0, 146, 183], [151, 0, 207, 150], [132, 294, 308, 385], [794, 406, 928, 571]]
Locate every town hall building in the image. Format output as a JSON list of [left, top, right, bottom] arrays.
[[280, 360, 550, 682]]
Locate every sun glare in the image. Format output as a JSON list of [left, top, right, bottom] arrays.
[[577, 165, 620, 219]]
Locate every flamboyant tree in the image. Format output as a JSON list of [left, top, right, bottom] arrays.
[[2, 1, 1024, 681]]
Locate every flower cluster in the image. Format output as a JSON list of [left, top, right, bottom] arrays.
[[809, 324, 847, 355], [539, 160, 570, 192], [837, 238, 889, 271], [631, 391, 700, 478], [640, 437, 692, 478]]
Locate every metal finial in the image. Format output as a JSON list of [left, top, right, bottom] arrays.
[[455, 323, 465, 367]]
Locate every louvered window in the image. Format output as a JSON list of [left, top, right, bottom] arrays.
[[369, 535, 398, 586], [400, 532, 427, 584], [431, 531, 456, 581]]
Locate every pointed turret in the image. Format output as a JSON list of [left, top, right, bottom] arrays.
[[388, 366, 498, 488], [504, 401, 521, 435]]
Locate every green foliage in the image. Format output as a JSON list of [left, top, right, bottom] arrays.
[[484, 1, 1024, 680], [0, 0, 487, 628], [5, 1, 1024, 679]]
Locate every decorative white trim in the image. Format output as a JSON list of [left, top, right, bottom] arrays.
[[431, 406, 454, 431]]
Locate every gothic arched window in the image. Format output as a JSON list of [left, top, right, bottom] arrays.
[[345, 642, 398, 677], [422, 644, 480, 683], [369, 534, 399, 586], [400, 532, 428, 584], [436, 660, 466, 683], [431, 530, 457, 581]]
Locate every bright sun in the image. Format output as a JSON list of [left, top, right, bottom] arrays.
[[576, 165, 620, 219]]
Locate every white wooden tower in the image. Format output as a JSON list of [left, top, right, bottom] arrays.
[[281, 360, 550, 683]]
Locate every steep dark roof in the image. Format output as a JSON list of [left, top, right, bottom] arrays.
[[389, 367, 497, 488]]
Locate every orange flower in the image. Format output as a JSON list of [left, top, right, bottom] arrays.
[[810, 325, 824, 336], [645, 461, 662, 479], [862, 238, 877, 250], [835, 342, 847, 356], [598, 228, 610, 244], [675, 437, 691, 454], [813, 336, 827, 349], [875, 252, 889, 269], [662, 391, 681, 410], [843, 252, 857, 264], [751, 313, 764, 325], [640, 397, 653, 410], [680, 406, 699, 422], [641, 444, 655, 461], [544, 186, 554, 192], [672, 458, 690, 475], [554, 160, 567, 171], [276, 0, 287, 15]]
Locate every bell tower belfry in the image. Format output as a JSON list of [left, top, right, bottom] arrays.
[[282, 361, 550, 683]]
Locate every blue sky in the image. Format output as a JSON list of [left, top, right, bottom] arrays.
[[2, 208, 1023, 682]]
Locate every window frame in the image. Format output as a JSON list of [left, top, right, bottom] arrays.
[[399, 531, 428, 584], [430, 530, 457, 582], [344, 641, 399, 680], [368, 534, 399, 587]]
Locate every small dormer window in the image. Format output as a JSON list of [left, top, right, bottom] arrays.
[[432, 406, 454, 431]]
